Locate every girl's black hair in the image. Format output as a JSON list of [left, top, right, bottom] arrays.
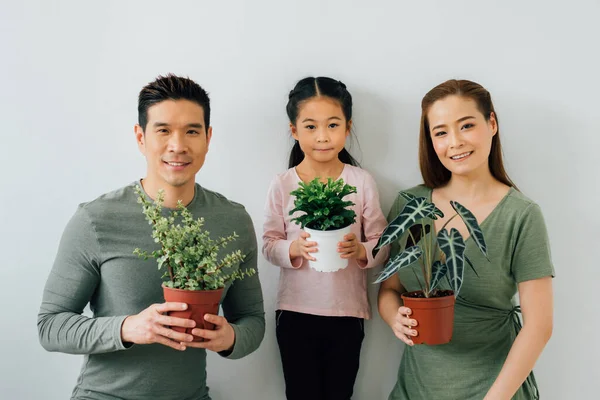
[[286, 77, 359, 168]]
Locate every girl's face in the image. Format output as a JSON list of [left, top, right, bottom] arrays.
[[428, 95, 497, 178], [291, 96, 350, 165]]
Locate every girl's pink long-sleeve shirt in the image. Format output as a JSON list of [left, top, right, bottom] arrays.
[[262, 165, 389, 319]]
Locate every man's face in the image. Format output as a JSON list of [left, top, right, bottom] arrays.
[[135, 99, 212, 190]]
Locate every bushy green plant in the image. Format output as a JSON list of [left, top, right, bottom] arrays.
[[133, 185, 255, 291], [373, 191, 489, 297], [289, 177, 357, 231]]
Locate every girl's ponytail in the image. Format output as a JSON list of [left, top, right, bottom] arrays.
[[288, 141, 305, 168]]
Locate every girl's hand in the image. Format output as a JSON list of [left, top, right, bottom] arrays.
[[392, 306, 418, 346], [338, 233, 367, 261], [289, 231, 318, 261]]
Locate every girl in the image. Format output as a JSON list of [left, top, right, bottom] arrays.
[[262, 77, 389, 400], [378, 79, 554, 400]]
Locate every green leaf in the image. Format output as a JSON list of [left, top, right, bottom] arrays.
[[399, 191, 417, 202], [289, 177, 357, 231], [405, 223, 431, 248], [464, 255, 479, 277], [437, 228, 466, 296], [450, 200, 488, 260], [429, 261, 448, 291], [133, 184, 254, 291], [431, 205, 444, 219], [373, 197, 439, 254], [399, 191, 443, 219], [374, 246, 422, 284]]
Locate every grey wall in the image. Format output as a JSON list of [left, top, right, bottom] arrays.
[[1, 1, 597, 398]]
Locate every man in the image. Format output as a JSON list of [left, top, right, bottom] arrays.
[[38, 74, 265, 400]]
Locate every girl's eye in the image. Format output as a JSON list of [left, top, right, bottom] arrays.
[[304, 125, 316, 130], [462, 123, 474, 130], [434, 131, 446, 137], [328, 123, 339, 129]]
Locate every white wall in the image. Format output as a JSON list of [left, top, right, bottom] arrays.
[[1, 1, 598, 399]]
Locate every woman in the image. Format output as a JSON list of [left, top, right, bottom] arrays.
[[379, 79, 554, 399]]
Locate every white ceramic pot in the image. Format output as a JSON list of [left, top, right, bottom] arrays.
[[304, 225, 352, 272]]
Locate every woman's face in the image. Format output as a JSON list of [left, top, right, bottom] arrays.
[[427, 95, 497, 178]]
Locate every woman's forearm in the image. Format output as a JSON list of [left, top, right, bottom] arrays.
[[485, 323, 552, 399], [378, 287, 404, 328]]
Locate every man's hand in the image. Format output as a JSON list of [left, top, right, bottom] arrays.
[[121, 302, 196, 351], [186, 314, 236, 353]]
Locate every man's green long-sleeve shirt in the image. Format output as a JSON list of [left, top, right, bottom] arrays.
[[38, 182, 265, 400]]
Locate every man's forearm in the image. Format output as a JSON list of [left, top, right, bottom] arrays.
[[38, 309, 129, 354]]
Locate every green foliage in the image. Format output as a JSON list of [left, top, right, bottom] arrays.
[[133, 185, 255, 291], [373, 191, 488, 297], [289, 177, 357, 231]]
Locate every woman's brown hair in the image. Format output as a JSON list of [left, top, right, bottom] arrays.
[[419, 79, 516, 189]]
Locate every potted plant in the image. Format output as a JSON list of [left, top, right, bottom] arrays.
[[373, 191, 488, 345], [133, 185, 255, 341], [289, 177, 357, 272]]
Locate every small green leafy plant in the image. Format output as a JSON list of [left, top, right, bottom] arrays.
[[373, 191, 488, 297], [290, 177, 357, 231], [133, 185, 255, 291]]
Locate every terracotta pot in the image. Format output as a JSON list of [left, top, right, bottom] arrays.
[[162, 285, 224, 342], [401, 290, 455, 345]]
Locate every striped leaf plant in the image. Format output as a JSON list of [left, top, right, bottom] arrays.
[[373, 191, 488, 297]]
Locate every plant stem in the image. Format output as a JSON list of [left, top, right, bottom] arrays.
[[407, 229, 418, 250], [419, 258, 429, 297], [428, 220, 434, 281], [412, 268, 424, 293], [440, 213, 459, 232], [208, 237, 233, 254], [421, 221, 431, 295]]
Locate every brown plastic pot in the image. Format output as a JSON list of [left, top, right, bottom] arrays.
[[162, 285, 224, 342], [401, 290, 455, 345]]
